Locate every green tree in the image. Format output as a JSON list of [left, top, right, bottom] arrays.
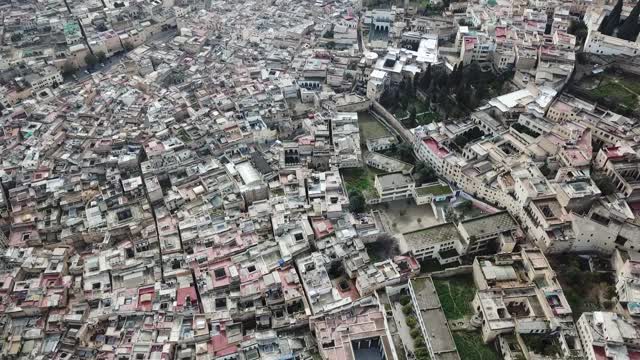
[[540, 163, 551, 177], [11, 33, 23, 42], [415, 347, 430, 360], [406, 315, 417, 328], [457, 200, 473, 212], [419, 64, 432, 91], [410, 328, 422, 339], [95, 51, 107, 63], [399, 295, 411, 306], [396, 142, 414, 163], [323, 30, 334, 39], [601, 0, 623, 36], [407, 106, 417, 127], [85, 53, 98, 67], [326, 41, 336, 49], [406, 77, 416, 98], [62, 61, 76, 76], [445, 208, 459, 223], [413, 337, 426, 348], [447, 64, 459, 91], [349, 190, 366, 213], [414, 161, 437, 185], [402, 304, 414, 315], [464, 61, 481, 84], [594, 174, 616, 195], [617, 1, 640, 40], [568, 19, 589, 45]]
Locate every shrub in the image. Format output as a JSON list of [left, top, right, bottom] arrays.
[[399, 295, 411, 306], [349, 190, 366, 213], [402, 304, 413, 315], [415, 347, 429, 359], [406, 316, 417, 329]]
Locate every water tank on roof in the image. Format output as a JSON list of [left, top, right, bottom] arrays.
[[364, 51, 378, 66]]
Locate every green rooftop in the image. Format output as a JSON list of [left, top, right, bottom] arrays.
[[415, 183, 452, 196]]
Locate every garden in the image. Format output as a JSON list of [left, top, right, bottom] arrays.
[[433, 275, 476, 320], [399, 295, 431, 360], [453, 332, 500, 360]]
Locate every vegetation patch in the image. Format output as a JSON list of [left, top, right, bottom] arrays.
[[511, 123, 540, 138], [419, 259, 460, 273], [549, 254, 616, 320], [453, 332, 500, 360], [520, 334, 562, 357], [434, 276, 475, 320], [358, 112, 392, 140], [452, 127, 485, 149], [589, 82, 637, 109], [416, 183, 452, 196], [365, 234, 400, 262], [341, 167, 379, 196], [572, 69, 640, 114]]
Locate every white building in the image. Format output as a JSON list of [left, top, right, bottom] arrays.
[[367, 69, 388, 100], [577, 311, 640, 360], [399, 223, 463, 264], [583, 7, 640, 56], [25, 66, 63, 91], [372, 172, 415, 203]]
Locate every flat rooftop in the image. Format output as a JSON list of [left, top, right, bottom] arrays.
[[459, 211, 517, 238], [376, 173, 413, 189], [403, 223, 461, 250], [411, 277, 461, 360]]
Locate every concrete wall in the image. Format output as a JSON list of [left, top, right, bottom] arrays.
[[430, 265, 473, 279]]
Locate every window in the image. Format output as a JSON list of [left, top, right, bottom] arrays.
[[215, 298, 227, 309], [615, 235, 628, 246], [214, 268, 226, 279]]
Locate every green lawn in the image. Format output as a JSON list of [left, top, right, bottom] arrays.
[[618, 77, 640, 94], [520, 334, 562, 357], [341, 167, 381, 200], [549, 255, 614, 320], [414, 100, 430, 114], [419, 259, 460, 273], [581, 72, 640, 110], [434, 276, 476, 320], [394, 109, 409, 119], [416, 183, 452, 196], [416, 112, 439, 125], [358, 112, 392, 140], [589, 83, 638, 109], [453, 332, 500, 360], [390, 97, 431, 120]]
